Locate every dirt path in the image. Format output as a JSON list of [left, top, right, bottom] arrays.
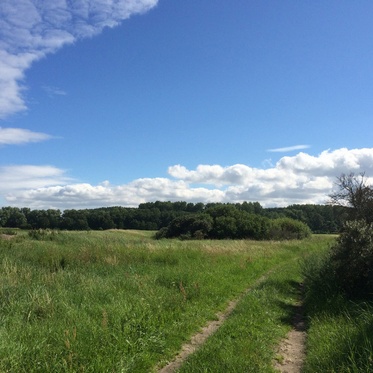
[[157, 275, 307, 373], [157, 273, 270, 373], [273, 284, 307, 373]]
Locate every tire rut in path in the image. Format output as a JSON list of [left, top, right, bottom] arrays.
[[157, 273, 270, 373], [273, 283, 307, 373]]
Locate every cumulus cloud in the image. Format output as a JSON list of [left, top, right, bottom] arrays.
[[0, 0, 159, 119], [2, 148, 373, 210], [0, 127, 52, 145], [5, 177, 225, 210], [277, 148, 373, 175]]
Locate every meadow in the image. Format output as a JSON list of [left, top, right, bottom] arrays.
[[0, 229, 334, 372]]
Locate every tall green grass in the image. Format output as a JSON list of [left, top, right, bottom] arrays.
[[175, 236, 334, 372], [0, 231, 332, 372], [177, 261, 303, 372], [302, 250, 373, 372]]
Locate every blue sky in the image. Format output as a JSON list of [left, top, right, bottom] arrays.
[[1, 0, 373, 209]]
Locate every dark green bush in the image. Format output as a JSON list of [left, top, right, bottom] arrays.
[[269, 218, 311, 240], [155, 210, 311, 241], [154, 227, 168, 239], [330, 220, 373, 298], [155, 214, 213, 240]]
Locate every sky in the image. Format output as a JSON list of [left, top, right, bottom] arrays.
[[1, 0, 373, 210]]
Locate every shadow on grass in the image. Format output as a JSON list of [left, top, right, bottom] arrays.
[[261, 276, 373, 371], [257, 278, 306, 330]]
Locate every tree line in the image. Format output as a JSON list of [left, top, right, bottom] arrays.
[[0, 201, 347, 234]]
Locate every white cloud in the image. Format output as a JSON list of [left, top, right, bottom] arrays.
[[268, 144, 311, 152], [277, 148, 373, 175], [5, 177, 225, 210], [0, 127, 52, 145], [0, 0, 159, 119], [2, 148, 373, 210], [0, 165, 71, 202]]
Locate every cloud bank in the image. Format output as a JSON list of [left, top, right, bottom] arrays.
[[2, 148, 373, 210], [0, 0, 159, 119]]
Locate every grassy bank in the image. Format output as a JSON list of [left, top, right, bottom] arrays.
[[0, 230, 333, 372]]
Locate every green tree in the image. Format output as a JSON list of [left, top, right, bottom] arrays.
[[212, 216, 237, 239], [236, 213, 270, 240], [61, 210, 89, 230], [0, 207, 27, 228], [161, 214, 213, 239], [86, 209, 115, 230]]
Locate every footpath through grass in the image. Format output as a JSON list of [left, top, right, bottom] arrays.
[[0, 230, 333, 372], [176, 259, 303, 372]]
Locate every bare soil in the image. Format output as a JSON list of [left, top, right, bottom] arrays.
[[274, 285, 306, 373]]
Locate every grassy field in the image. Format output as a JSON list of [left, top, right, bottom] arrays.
[[0, 229, 334, 372]]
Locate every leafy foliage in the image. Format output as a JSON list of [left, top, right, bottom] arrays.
[[0, 201, 346, 233], [269, 217, 312, 240], [303, 173, 373, 301], [330, 220, 373, 298], [156, 208, 311, 241], [155, 214, 213, 240]]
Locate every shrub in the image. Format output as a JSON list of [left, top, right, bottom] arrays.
[[236, 214, 271, 240], [154, 227, 168, 239], [155, 214, 213, 240], [28, 229, 59, 241], [329, 220, 373, 298], [269, 218, 311, 240]]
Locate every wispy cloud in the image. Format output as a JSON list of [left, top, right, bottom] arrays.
[[0, 0, 159, 119], [0, 165, 71, 198], [2, 147, 373, 209], [42, 86, 67, 97], [0, 127, 52, 145], [267, 144, 311, 152]]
